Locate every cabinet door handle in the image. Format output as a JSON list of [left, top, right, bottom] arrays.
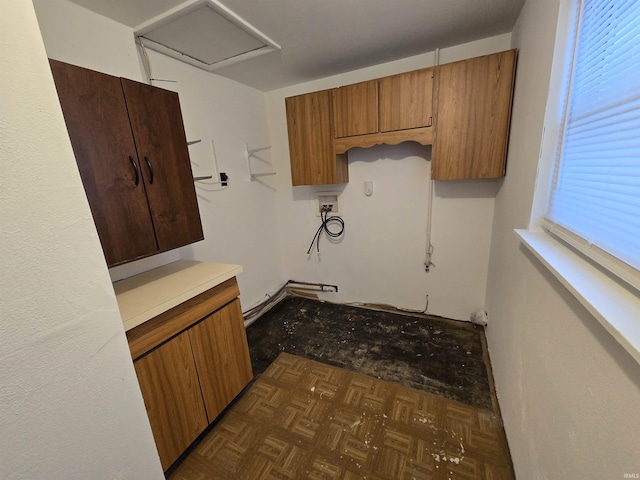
[[144, 156, 154, 185], [129, 156, 139, 186]]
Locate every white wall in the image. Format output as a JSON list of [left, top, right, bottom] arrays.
[[0, 1, 164, 478], [23, 0, 640, 476], [33, 0, 142, 79], [486, 0, 640, 477], [265, 34, 511, 320], [143, 50, 285, 310], [33, 0, 285, 310], [34, 0, 513, 321]]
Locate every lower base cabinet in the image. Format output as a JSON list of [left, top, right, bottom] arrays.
[[189, 299, 252, 423], [133, 332, 208, 470], [127, 279, 252, 471]]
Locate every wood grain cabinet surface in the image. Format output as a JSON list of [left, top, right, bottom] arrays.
[[49, 60, 203, 266], [127, 278, 252, 471], [285, 50, 516, 185], [332, 80, 379, 138], [332, 68, 434, 153], [379, 68, 433, 132], [133, 332, 208, 471], [189, 299, 253, 422], [432, 49, 517, 180], [286, 89, 348, 186]]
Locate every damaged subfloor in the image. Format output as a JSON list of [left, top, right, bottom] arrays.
[[168, 296, 514, 479], [247, 296, 495, 411]]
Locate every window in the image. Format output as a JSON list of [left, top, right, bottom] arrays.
[[544, 0, 640, 291]]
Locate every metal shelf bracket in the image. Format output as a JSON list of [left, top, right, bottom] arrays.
[[188, 139, 214, 182], [246, 143, 276, 181]]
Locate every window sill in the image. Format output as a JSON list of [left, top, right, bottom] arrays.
[[516, 229, 640, 365]]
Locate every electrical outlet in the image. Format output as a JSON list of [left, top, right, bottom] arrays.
[[364, 181, 373, 196], [315, 192, 339, 216]]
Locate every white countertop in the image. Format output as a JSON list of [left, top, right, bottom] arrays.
[[113, 260, 243, 331]]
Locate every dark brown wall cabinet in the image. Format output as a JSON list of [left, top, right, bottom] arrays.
[[49, 60, 203, 267]]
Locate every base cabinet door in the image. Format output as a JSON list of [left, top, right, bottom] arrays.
[[133, 333, 209, 471], [128, 280, 253, 472], [189, 299, 253, 422]]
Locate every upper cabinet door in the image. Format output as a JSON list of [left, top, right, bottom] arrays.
[[432, 50, 517, 180], [120, 79, 204, 253], [379, 68, 434, 132], [332, 80, 379, 138], [286, 90, 348, 186], [49, 60, 158, 266]]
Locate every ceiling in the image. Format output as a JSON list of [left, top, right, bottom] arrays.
[[65, 0, 525, 91]]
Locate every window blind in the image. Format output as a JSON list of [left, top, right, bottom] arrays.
[[547, 0, 640, 282]]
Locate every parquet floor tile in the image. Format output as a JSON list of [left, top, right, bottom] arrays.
[[169, 353, 514, 480]]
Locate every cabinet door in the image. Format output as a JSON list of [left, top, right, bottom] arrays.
[[286, 90, 348, 185], [49, 60, 158, 266], [134, 333, 208, 471], [333, 80, 379, 138], [379, 68, 434, 132], [120, 79, 204, 253], [189, 299, 253, 422], [432, 50, 516, 180]]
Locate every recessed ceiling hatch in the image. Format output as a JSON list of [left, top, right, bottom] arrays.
[[134, 0, 280, 71]]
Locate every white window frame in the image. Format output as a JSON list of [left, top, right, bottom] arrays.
[[518, 0, 640, 364]]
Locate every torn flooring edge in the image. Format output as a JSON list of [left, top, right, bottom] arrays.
[[243, 280, 337, 327]]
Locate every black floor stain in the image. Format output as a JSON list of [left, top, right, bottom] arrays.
[[246, 296, 493, 410]]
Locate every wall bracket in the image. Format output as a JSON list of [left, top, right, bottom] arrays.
[[246, 143, 276, 181]]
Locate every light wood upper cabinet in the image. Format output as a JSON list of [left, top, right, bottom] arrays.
[[286, 90, 348, 185], [286, 67, 435, 185], [379, 68, 433, 132], [331, 68, 434, 149], [332, 80, 379, 138], [432, 50, 517, 180], [284, 50, 516, 185]]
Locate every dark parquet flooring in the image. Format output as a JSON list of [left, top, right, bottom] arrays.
[[169, 353, 514, 480], [246, 296, 495, 411]]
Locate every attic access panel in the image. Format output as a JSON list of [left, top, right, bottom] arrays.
[[135, 0, 280, 71]]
